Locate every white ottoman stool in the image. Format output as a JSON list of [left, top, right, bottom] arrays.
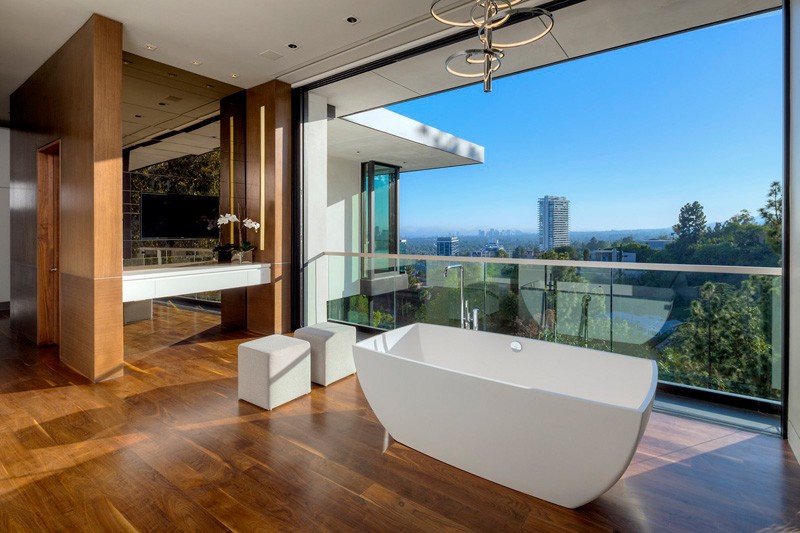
[[294, 322, 357, 386], [238, 335, 311, 410]]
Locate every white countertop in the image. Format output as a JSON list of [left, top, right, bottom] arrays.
[[122, 262, 271, 302]]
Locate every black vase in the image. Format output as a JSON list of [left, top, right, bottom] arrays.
[[217, 249, 233, 263]]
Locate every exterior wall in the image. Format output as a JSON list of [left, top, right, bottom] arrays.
[[0, 128, 9, 307], [789, 0, 800, 462], [303, 93, 329, 325], [327, 156, 361, 301], [10, 15, 123, 381]]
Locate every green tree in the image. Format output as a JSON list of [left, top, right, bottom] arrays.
[[511, 246, 527, 258], [759, 181, 782, 256], [554, 245, 579, 260], [663, 280, 774, 398], [672, 201, 707, 245]]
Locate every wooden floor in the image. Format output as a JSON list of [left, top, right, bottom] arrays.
[[0, 305, 799, 532]]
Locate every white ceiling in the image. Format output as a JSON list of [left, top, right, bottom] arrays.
[[3, 0, 779, 167], [315, 0, 781, 117], [0, 0, 482, 122]]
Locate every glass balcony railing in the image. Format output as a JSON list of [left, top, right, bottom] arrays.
[[325, 252, 782, 403]]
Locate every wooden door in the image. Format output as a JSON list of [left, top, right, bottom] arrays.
[[37, 141, 60, 345]]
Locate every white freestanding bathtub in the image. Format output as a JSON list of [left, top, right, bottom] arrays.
[[352, 323, 657, 509]]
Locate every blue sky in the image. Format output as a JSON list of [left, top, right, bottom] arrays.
[[389, 11, 782, 234]]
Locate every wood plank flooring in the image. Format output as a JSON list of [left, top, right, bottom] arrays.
[[0, 304, 798, 532]]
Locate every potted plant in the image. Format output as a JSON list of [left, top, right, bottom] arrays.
[[216, 213, 261, 263]]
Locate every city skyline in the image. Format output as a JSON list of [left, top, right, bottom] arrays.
[[390, 11, 781, 233]]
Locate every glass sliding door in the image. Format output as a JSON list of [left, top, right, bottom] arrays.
[[361, 161, 399, 273]]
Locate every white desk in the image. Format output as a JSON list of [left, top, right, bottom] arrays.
[[122, 262, 272, 302]]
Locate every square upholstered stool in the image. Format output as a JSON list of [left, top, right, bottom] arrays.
[[293, 322, 357, 386], [238, 335, 311, 410]]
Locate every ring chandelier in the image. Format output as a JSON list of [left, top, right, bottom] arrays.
[[430, 0, 554, 92]]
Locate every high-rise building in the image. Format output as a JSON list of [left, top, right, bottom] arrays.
[[538, 196, 570, 251], [436, 236, 459, 256]]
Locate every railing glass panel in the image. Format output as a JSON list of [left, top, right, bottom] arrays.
[[325, 252, 781, 403]]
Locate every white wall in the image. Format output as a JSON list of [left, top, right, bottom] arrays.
[[789, 0, 800, 463], [303, 93, 329, 325], [0, 127, 9, 306], [303, 90, 365, 325], [327, 155, 361, 300]]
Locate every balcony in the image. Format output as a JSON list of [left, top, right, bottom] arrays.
[[326, 252, 782, 430]]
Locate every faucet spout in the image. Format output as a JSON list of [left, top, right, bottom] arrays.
[[444, 264, 464, 278], [445, 264, 469, 329]]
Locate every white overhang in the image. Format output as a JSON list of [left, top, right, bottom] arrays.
[[329, 108, 484, 172]]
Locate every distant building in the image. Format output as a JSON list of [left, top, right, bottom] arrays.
[[399, 239, 408, 255], [538, 196, 570, 251], [639, 238, 674, 250], [589, 249, 637, 263], [471, 239, 505, 258], [436, 236, 459, 256]]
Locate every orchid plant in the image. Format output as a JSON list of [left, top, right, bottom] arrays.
[[216, 212, 261, 253]]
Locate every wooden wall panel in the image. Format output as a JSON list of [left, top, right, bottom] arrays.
[[245, 81, 292, 334], [10, 14, 123, 381], [36, 144, 59, 345], [220, 91, 248, 330]]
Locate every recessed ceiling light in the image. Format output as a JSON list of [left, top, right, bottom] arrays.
[[190, 59, 202, 66], [205, 83, 215, 89], [123, 59, 133, 65], [231, 74, 239, 79], [144, 43, 157, 51], [287, 43, 299, 49], [345, 16, 360, 24]]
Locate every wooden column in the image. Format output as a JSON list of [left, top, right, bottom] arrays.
[[245, 81, 293, 334], [10, 14, 123, 381]]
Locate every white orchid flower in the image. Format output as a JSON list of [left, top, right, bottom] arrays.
[[243, 218, 260, 231], [217, 213, 241, 226]]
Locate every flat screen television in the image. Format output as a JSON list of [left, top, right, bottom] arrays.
[[140, 193, 219, 239]]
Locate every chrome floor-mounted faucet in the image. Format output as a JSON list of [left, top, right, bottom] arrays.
[[444, 264, 479, 331]]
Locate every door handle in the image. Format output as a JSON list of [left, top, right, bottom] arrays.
[[50, 268, 57, 272]]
